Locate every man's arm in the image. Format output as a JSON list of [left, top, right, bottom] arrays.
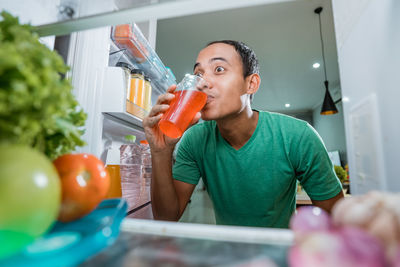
[[151, 149, 196, 221], [293, 123, 345, 214], [311, 190, 344, 214], [143, 84, 199, 221]]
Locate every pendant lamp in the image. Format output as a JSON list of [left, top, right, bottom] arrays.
[[315, 7, 338, 115]]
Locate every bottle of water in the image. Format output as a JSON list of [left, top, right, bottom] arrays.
[[140, 140, 152, 204], [120, 135, 142, 210]]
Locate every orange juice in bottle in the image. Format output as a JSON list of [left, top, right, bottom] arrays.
[[105, 146, 122, 198]]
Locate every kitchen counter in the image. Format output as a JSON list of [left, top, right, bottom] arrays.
[[81, 219, 293, 267]]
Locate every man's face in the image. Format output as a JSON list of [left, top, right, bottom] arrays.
[[193, 43, 250, 121]]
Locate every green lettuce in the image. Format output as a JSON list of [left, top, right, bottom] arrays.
[[0, 11, 87, 159]]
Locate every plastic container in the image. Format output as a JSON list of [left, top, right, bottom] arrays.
[[126, 69, 146, 117], [129, 69, 145, 108], [159, 74, 208, 138], [111, 23, 177, 93], [115, 61, 132, 89], [111, 24, 147, 63], [0, 199, 127, 267], [116, 62, 135, 117], [105, 145, 122, 198], [120, 135, 142, 210], [143, 75, 152, 112]]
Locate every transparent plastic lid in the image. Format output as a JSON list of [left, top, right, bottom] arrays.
[[130, 69, 145, 76]]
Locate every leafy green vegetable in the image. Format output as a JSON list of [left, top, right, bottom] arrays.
[[0, 11, 87, 159], [334, 165, 348, 183]]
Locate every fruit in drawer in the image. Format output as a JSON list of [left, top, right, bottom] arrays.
[[0, 145, 61, 259], [53, 153, 110, 222]]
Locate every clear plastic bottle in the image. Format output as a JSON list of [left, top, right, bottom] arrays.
[[120, 135, 142, 210], [140, 140, 152, 204]]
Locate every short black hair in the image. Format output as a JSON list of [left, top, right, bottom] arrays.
[[206, 40, 259, 101]]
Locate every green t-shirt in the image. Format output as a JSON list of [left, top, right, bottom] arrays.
[[172, 110, 342, 228]]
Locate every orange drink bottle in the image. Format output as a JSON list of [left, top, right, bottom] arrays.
[[159, 75, 208, 138], [105, 165, 122, 198], [105, 146, 122, 198]]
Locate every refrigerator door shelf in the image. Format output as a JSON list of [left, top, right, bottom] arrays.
[[110, 23, 176, 95], [102, 66, 147, 128], [103, 111, 144, 129], [83, 219, 292, 266]]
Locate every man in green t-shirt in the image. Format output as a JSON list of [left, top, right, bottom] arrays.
[[143, 40, 343, 228]]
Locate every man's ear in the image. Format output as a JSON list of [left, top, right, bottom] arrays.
[[246, 73, 261, 95]]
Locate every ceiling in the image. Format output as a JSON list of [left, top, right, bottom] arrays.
[[155, 0, 341, 113]]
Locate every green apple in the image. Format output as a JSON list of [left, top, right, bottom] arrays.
[[0, 145, 61, 259]]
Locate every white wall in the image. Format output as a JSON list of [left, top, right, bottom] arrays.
[[312, 102, 347, 164], [332, 0, 400, 193], [1, 0, 59, 25], [1, 0, 61, 48]]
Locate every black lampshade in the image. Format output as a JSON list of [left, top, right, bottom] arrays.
[[315, 7, 338, 116], [320, 80, 338, 115]]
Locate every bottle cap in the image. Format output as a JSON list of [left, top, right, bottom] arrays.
[[116, 62, 132, 71], [130, 69, 145, 76], [140, 140, 149, 145], [125, 135, 136, 143]]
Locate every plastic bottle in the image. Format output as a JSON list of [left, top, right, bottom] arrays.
[[140, 140, 152, 204], [105, 144, 122, 198], [120, 135, 142, 210]]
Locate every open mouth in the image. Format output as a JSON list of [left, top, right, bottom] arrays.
[[206, 95, 214, 104]]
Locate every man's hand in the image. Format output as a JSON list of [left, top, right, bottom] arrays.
[[143, 85, 201, 154], [143, 85, 179, 153]]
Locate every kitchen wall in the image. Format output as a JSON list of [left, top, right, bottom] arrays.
[[1, 0, 59, 25], [1, 0, 61, 48], [332, 0, 400, 193], [312, 102, 347, 164]]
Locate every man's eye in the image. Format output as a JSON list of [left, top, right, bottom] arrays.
[[194, 72, 203, 77], [215, 66, 225, 73]]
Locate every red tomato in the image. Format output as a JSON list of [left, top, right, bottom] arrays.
[[53, 153, 110, 222]]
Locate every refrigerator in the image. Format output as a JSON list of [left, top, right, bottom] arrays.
[[2, 0, 400, 265], [64, 4, 177, 217]]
